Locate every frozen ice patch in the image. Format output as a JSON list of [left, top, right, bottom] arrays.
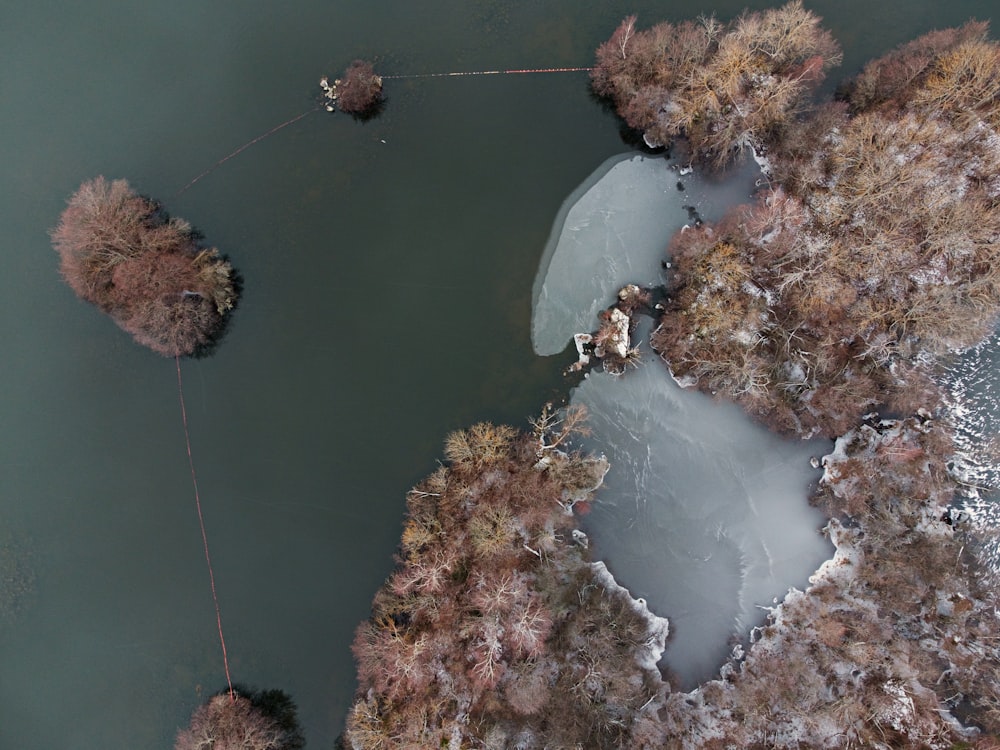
[[572, 330, 832, 688], [531, 153, 760, 356]]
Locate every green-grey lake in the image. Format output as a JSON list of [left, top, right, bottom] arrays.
[[1, 1, 996, 747]]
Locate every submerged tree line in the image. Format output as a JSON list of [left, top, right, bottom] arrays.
[[344, 3, 1000, 748]]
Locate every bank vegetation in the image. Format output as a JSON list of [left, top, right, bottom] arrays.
[[342, 9, 1000, 749], [344, 410, 673, 748], [646, 19, 1000, 437], [591, 1, 841, 164]]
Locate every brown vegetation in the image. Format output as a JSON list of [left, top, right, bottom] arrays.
[[635, 18, 1000, 743], [344, 416, 668, 749], [175, 689, 304, 750], [346, 416, 1000, 748], [652, 23, 1000, 437], [343, 17, 1000, 750], [804, 418, 1000, 742], [336, 60, 384, 115], [51, 176, 237, 357], [591, 1, 841, 165], [641, 416, 1000, 748], [843, 21, 996, 119]]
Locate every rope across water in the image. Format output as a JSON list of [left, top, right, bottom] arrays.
[[176, 355, 235, 701], [176, 107, 319, 197], [174, 66, 590, 198], [382, 66, 592, 79], [168, 64, 590, 695]]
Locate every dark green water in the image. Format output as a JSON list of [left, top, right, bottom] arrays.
[[0, 1, 994, 747]]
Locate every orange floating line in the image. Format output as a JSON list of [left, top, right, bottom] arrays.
[[176, 355, 235, 701]]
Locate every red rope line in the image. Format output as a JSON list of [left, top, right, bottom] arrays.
[[174, 66, 588, 194], [176, 355, 235, 701], [381, 66, 592, 79], [176, 107, 319, 197]]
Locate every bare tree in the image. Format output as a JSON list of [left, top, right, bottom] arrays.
[[175, 692, 303, 750], [591, 2, 841, 163]]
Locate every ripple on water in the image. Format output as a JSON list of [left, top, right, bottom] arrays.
[[0, 519, 36, 627], [942, 334, 1000, 573]]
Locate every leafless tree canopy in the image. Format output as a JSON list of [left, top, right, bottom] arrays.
[[591, 1, 841, 165], [653, 23, 1000, 438], [336, 60, 383, 115], [51, 177, 237, 356], [346, 16, 1000, 748], [344, 423, 667, 749], [175, 693, 303, 750]]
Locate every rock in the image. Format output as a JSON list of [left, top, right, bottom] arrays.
[[595, 308, 631, 359], [568, 333, 593, 372]]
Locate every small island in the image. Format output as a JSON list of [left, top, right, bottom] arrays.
[[320, 60, 384, 116], [51, 176, 238, 357], [343, 4, 1000, 748]]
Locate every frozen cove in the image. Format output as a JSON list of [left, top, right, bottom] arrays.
[[533, 154, 833, 687], [531, 152, 761, 357], [572, 344, 832, 688]]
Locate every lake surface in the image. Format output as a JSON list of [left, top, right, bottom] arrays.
[[1, 1, 996, 747]]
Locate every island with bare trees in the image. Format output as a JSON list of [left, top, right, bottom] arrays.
[[52, 176, 238, 357], [343, 410, 675, 748]]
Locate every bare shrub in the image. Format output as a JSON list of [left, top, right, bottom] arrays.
[[345, 424, 664, 748], [53, 176, 154, 306], [344, 697, 390, 750], [769, 100, 849, 192], [591, 16, 660, 100], [468, 505, 517, 559], [504, 660, 553, 716], [845, 21, 990, 112], [915, 38, 1000, 126], [530, 403, 590, 454], [444, 422, 517, 470], [122, 293, 219, 357], [337, 60, 383, 115]]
